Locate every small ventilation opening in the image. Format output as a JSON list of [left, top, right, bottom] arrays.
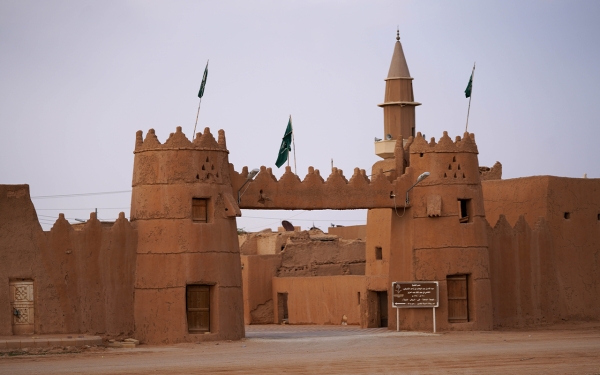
[[564, 212, 571, 219], [598, 213, 600, 221], [420, 153, 424, 157], [375, 246, 382, 260]]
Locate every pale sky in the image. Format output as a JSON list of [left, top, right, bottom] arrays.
[[1, 0, 599, 231]]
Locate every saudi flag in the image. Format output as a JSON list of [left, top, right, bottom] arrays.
[[464, 71, 473, 98], [198, 61, 209, 98], [275, 117, 293, 168]]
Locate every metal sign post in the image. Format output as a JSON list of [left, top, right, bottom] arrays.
[[392, 281, 439, 333]]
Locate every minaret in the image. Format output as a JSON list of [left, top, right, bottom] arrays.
[[375, 30, 421, 159]]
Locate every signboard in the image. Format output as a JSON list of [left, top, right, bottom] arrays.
[[392, 281, 439, 308]]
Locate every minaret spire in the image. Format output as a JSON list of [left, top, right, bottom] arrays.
[[375, 30, 421, 160]]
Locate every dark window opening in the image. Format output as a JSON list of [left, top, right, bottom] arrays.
[[452, 156, 456, 162], [192, 198, 208, 223], [277, 293, 289, 323], [186, 285, 210, 333], [458, 199, 471, 223], [598, 213, 600, 221], [420, 153, 424, 157], [375, 246, 383, 260], [444, 173, 447, 178], [377, 291, 388, 327], [411, 127, 415, 137], [196, 174, 199, 179], [448, 164, 452, 170], [457, 164, 461, 170], [447, 275, 469, 323], [358, 292, 361, 305], [564, 212, 571, 219], [280, 245, 285, 252]]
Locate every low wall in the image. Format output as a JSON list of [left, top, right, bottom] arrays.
[[0, 185, 137, 336], [272, 275, 366, 326], [327, 225, 367, 240]]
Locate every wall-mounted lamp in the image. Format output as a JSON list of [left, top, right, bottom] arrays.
[[405, 171, 430, 205], [237, 168, 260, 204]]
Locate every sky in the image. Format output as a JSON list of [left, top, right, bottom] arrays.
[[1, 0, 599, 231]]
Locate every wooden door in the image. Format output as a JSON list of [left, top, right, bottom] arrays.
[[447, 275, 468, 323], [10, 280, 34, 335], [187, 285, 210, 332]]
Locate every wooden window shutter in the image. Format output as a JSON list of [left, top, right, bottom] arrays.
[[187, 285, 210, 332], [192, 198, 208, 223], [447, 275, 469, 323]]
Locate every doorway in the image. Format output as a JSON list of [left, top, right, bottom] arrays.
[[10, 279, 34, 335], [277, 292, 288, 324], [377, 291, 388, 327]]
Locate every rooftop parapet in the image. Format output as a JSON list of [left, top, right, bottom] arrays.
[[409, 131, 478, 154], [134, 126, 228, 153], [231, 165, 416, 210]]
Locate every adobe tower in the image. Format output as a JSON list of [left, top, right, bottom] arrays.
[[130, 126, 244, 344], [375, 29, 421, 160]]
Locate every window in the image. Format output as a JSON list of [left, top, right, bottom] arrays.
[[447, 275, 469, 323], [375, 247, 383, 260], [192, 198, 208, 222], [458, 199, 471, 223], [564, 212, 571, 219], [186, 285, 210, 333]]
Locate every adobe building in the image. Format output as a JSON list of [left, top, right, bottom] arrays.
[[1, 31, 599, 343]]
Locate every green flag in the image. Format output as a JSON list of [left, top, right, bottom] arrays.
[[198, 60, 209, 98], [275, 117, 293, 168], [464, 72, 473, 98]]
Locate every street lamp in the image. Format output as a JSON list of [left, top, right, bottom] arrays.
[[405, 172, 430, 205], [237, 168, 260, 204]]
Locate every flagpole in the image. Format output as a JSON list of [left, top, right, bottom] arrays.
[[193, 97, 203, 136], [465, 62, 475, 133], [291, 115, 297, 175]]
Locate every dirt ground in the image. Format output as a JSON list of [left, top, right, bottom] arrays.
[[1, 323, 599, 375]]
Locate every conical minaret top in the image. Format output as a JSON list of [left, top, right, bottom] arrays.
[[375, 30, 421, 159], [387, 29, 410, 78]]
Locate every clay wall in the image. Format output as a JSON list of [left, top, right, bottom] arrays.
[[277, 232, 365, 277], [484, 176, 600, 327], [239, 229, 295, 256], [327, 225, 367, 240], [272, 276, 366, 325], [241, 254, 281, 325], [0, 185, 136, 337], [241, 229, 366, 325], [131, 127, 244, 344]]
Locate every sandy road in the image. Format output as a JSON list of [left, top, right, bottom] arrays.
[[1, 323, 599, 374]]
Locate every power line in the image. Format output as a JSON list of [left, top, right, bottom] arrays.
[[35, 207, 130, 211], [31, 190, 132, 199]]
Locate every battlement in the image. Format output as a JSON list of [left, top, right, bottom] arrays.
[[231, 164, 416, 210], [409, 131, 478, 154], [134, 126, 228, 153]]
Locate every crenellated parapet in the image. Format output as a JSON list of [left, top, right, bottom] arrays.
[[134, 126, 227, 153], [232, 165, 415, 210], [231, 130, 483, 210], [409, 131, 478, 155], [132, 127, 232, 188], [409, 131, 481, 186]]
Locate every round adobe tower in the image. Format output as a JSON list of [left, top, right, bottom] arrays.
[[130, 126, 244, 344]]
